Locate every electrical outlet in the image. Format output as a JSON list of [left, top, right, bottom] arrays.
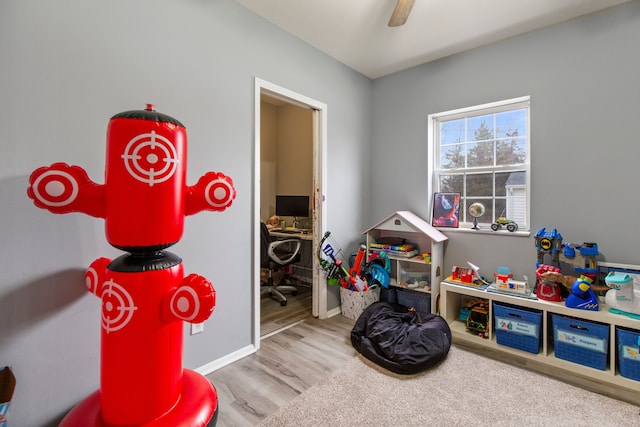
[[190, 322, 204, 335]]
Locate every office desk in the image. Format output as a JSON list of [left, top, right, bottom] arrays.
[[268, 229, 313, 240], [268, 228, 313, 282]]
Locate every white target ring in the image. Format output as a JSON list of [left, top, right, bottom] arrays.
[[121, 131, 179, 186], [205, 178, 234, 208], [85, 267, 100, 293], [31, 170, 79, 207], [101, 279, 137, 333], [169, 285, 201, 321]]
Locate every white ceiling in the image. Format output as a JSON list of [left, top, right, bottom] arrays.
[[233, 0, 632, 79]]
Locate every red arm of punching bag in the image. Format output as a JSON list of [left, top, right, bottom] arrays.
[[185, 171, 236, 215], [27, 162, 106, 218], [85, 257, 112, 297], [162, 274, 216, 324]]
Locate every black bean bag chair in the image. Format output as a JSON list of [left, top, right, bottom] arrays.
[[351, 302, 452, 374]]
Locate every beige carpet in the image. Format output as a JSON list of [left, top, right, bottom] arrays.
[[259, 345, 640, 427]]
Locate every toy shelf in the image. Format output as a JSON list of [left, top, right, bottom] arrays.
[[440, 281, 640, 405], [363, 211, 448, 313]]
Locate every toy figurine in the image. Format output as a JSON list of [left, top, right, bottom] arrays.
[[605, 272, 640, 319], [27, 104, 236, 426], [534, 227, 563, 267], [493, 266, 527, 294], [494, 266, 514, 286], [565, 275, 599, 311], [535, 265, 565, 302]]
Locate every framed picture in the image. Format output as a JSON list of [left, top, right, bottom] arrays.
[[432, 192, 460, 228]]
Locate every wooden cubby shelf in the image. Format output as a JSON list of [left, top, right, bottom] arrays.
[[440, 281, 640, 406]]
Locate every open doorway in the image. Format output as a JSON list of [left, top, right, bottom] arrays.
[[253, 79, 328, 347]]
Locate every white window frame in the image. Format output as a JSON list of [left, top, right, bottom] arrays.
[[428, 96, 531, 234]]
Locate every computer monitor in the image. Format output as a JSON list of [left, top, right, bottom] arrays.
[[275, 195, 309, 218]]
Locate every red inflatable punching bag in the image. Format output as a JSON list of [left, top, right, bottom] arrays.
[[27, 104, 236, 426], [105, 106, 188, 249]]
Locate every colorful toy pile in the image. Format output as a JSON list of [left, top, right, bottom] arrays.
[[533, 226, 640, 318], [317, 233, 391, 291]]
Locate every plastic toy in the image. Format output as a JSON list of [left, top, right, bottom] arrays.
[[565, 275, 599, 311], [535, 265, 564, 301], [465, 299, 489, 338], [534, 227, 563, 267], [344, 244, 369, 291], [605, 272, 640, 319], [450, 266, 474, 284], [491, 217, 518, 232], [448, 262, 485, 286], [561, 242, 598, 279], [317, 231, 349, 286], [493, 266, 527, 294], [363, 263, 390, 289], [368, 251, 391, 272], [494, 266, 513, 286], [27, 104, 236, 426]]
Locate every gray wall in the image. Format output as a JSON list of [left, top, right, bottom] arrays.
[[371, 1, 640, 283], [0, 0, 371, 425], [3, 0, 638, 425]]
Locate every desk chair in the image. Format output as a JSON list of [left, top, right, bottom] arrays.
[[260, 222, 302, 306]]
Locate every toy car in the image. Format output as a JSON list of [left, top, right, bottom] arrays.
[[491, 217, 518, 232], [465, 299, 489, 338]]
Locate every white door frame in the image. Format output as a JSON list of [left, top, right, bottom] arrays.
[[253, 78, 328, 349]]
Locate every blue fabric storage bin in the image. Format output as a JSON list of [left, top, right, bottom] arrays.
[[493, 302, 542, 354], [552, 314, 609, 370], [396, 288, 431, 313], [380, 287, 397, 304], [616, 327, 640, 382]]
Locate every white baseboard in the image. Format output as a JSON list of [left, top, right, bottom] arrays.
[[327, 306, 342, 318], [195, 344, 257, 376]]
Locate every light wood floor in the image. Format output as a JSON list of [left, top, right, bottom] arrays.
[[206, 287, 356, 427], [260, 280, 313, 336]]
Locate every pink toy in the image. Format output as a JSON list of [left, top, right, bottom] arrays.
[[27, 104, 235, 426]]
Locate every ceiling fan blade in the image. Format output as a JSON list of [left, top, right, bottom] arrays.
[[388, 0, 416, 27]]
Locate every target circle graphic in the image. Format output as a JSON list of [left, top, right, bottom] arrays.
[[169, 286, 201, 321], [205, 178, 234, 208], [121, 131, 179, 186], [85, 267, 100, 293], [31, 170, 79, 207], [101, 279, 137, 333]]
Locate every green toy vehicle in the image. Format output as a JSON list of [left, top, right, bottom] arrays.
[[491, 217, 518, 232]]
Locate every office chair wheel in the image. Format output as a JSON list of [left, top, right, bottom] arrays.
[[292, 290, 298, 296], [280, 300, 287, 307]]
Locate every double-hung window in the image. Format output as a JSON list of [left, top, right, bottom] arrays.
[[428, 96, 530, 232]]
